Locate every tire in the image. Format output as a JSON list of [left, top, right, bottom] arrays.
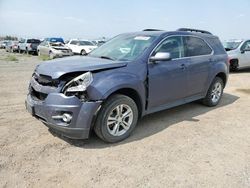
[[94, 94, 139, 143], [80, 50, 86, 56], [202, 77, 224, 107], [229, 59, 239, 72], [49, 51, 54, 59]]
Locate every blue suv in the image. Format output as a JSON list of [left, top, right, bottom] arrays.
[[26, 28, 229, 143]]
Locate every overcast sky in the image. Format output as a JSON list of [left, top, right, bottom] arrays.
[[0, 0, 249, 40]]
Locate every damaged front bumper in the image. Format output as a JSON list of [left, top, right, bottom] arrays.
[[25, 92, 102, 139]]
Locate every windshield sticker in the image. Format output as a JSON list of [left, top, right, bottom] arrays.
[[134, 36, 151, 41]]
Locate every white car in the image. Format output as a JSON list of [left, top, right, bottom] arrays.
[[223, 39, 250, 71], [37, 41, 73, 59], [66, 39, 97, 55]]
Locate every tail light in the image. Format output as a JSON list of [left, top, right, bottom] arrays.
[[30, 44, 32, 48]]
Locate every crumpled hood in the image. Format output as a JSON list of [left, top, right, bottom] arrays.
[[36, 56, 127, 79], [52, 46, 70, 50]]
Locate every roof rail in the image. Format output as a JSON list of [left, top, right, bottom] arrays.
[[177, 28, 212, 35], [143, 29, 163, 31]]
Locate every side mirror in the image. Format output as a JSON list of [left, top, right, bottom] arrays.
[[149, 52, 172, 63]]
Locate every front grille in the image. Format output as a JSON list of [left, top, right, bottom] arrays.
[[30, 87, 48, 101], [33, 73, 59, 87]]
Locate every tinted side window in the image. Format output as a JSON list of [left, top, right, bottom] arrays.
[[184, 36, 212, 57], [153, 36, 184, 59], [70, 40, 77, 45], [40, 41, 46, 46]]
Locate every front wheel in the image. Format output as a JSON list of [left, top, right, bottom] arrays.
[[202, 77, 224, 107], [49, 51, 54, 59], [94, 94, 138, 143]]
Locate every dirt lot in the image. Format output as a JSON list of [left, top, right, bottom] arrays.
[[0, 49, 249, 188]]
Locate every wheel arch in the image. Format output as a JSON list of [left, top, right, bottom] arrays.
[[104, 88, 143, 118], [215, 72, 227, 88]]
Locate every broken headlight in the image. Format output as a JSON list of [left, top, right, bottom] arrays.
[[62, 72, 93, 97]]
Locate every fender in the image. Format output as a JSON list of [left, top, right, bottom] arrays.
[[87, 69, 146, 106]]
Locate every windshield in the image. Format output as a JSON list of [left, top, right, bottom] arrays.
[[49, 38, 64, 43], [89, 34, 156, 61], [223, 41, 242, 51], [79, 41, 94, 46]]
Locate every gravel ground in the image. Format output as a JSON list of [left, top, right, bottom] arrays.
[[0, 49, 249, 188]]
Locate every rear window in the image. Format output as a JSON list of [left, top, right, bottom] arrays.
[[184, 36, 212, 57], [27, 39, 40, 43]]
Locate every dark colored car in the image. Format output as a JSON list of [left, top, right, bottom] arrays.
[[26, 28, 229, 143], [18, 38, 41, 54]]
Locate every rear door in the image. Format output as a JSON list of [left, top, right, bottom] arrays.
[[147, 36, 188, 109], [44, 42, 51, 55], [183, 36, 213, 97]]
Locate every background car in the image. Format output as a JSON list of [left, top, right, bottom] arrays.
[[66, 39, 97, 55], [18, 38, 41, 54], [0, 41, 9, 49], [223, 39, 250, 71], [37, 40, 73, 59], [5, 41, 19, 53]]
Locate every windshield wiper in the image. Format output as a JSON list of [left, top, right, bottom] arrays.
[[99, 56, 115, 61]]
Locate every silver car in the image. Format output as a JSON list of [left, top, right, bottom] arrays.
[[37, 41, 73, 59], [223, 39, 250, 71], [5, 41, 19, 52]]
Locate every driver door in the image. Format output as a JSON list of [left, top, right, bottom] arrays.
[[147, 36, 188, 110], [239, 40, 250, 68]]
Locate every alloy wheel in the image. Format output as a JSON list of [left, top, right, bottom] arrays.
[[107, 104, 133, 136], [211, 82, 222, 103]]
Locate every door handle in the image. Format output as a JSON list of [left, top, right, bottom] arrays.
[[180, 64, 186, 70]]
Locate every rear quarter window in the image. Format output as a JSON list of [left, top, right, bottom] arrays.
[[208, 37, 226, 54], [184, 36, 212, 57]]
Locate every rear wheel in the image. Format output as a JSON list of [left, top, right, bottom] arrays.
[[80, 49, 86, 56], [94, 94, 138, 143], [202, 77, 224, 107], [37, 50, 41, 56]]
